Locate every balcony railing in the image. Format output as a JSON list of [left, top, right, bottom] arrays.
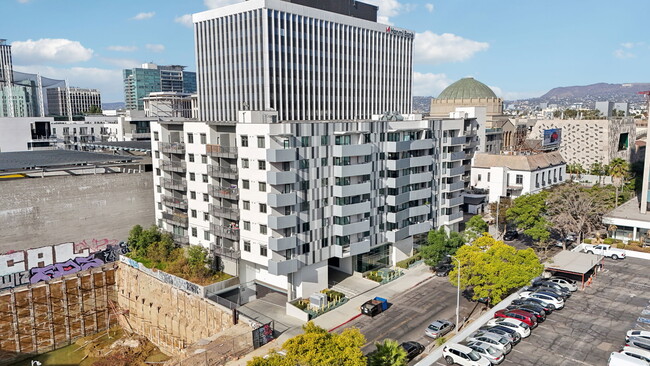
[[173, 234, 189, 245], [161, 160, 187, 173], [161, 177, 187, 191], [131, 132, 151, 139], [206, 144, 237, 158], [159, 142, 185, 154], [162, 194, 188, 209], [208, 165, 238, 179], [209, 204, 240, 219], [210, 223, 240, 241], [162, 212, 188, 226], [208, 185, 239, 200], [212, 245, 241, 260]]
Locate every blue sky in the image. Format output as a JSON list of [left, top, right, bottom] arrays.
[[3, 0, 649, 102]]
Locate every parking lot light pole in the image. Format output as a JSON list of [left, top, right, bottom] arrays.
[[448, 255, 461, 333]]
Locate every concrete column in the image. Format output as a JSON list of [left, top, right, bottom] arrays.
[[45, 285, 55, 349], [61, 280, 71, 342], [90, 272, 98, 333], [10, 291, 20, 353], [77, 276, 86, 337], [633, 226, 638, 241], [28, 288, 38, 352]]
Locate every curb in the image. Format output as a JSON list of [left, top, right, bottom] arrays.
[[328, 313, 363, 332]]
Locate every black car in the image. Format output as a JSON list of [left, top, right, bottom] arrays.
[[462, 287, 490, 304], [503, 230, 519, 241], [400, 341, 425, 361], [531, 280, 572, 298], [511, 298, 554, 314], [435, 264, 454, 277], [527, 285, 570, 300], [505, 305, 546, 322]]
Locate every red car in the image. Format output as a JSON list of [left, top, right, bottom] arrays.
[[494, 309, 537, 328]]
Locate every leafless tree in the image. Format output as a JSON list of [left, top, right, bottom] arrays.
[[546, 184, 607, 245]]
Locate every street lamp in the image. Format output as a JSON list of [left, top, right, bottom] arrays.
[[447, 254, 461, 334]]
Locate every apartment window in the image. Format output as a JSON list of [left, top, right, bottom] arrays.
[[153, 132, 159, 141], [204, 231, 210, 240], [260, 225, 268, 234], [259, 203, 267, 213], [203, 212, 209, 221], [202, 174, 208, 183], [302, 222, 310, 232], [154, 151, 159, 159], [364, 134, 371, 143], [260, 246, 268, 257], [335, 135, 351, 145], [283, 139, 290, 149], [321, 157, 328, 166], [191, 227, 197, 237], [321, 178, 328, 186], [259, 182, 266, 192], [191, 209, 197, 218], [203, 193, 209, 202], [321, 136, 329, 145], [188, 154, 195, 162], [157, 202, 162, 210], [477, 174, 482, 182], [189, 173, 196, 181], [258, 160, 266, 170], [190, 191, 196, 199], [156, 185, 161, 193], [242, 180, 250, 189], [243, 201, 250, 210], [201, 155, 207, 164], [516, 174, 523, 184], [241, 135, 248, 147], [243, 240, 251, 252], [257, 136, 265, 148], [187, 133, 194, 143], [200, 133, 206, 144], [487, 173, 491, 182], [301, 136, 310, 147], [243, 221, 250, 230], [300, 159, 309, 169], [156, 168, 161, 176], [242, 158, 249, 168]]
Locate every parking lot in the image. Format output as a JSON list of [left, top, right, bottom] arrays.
[[432, 256, 650, 366]]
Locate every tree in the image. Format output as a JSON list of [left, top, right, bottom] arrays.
[[487, 197, 512, 234], [589, 161, 606, 183], [367, 339, 408, 366], [449, 234, 543, 304], [546, 183, 608, 245], [86, 105, 102, 114], [464, 215, 488, 243], [248, 322, 366, 366], [506, 192, 550, 242], [420, 228, 464, 266], [566, 163, 584, 179], [128, 225, 172, 257], [608, 158, 629, 207]]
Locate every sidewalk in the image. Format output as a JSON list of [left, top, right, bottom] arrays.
[[225, 264, 434, 365]]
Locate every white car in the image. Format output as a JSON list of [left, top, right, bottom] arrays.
[[548, 277, 578, 292], [608, 352, 648, 365], [466, 341, 505, 365], [519, 291, 564, 309], [486, 318, 531, 338], [466, 333, 512, 355], [628, 330, 650, 342], [620, 346, 650, 363], [442, 343, 491, 366]]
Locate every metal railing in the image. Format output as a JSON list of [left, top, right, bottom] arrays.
[[159, 142, 185, 154], [161, 160, 187, 173], [162, 212, 188, 226], [173, 234, 189, 245], [161, 177, 187, 191], [208, 165, 238, 178], [208, 185, 239, 200], [210, 223, 240, 241], [206, 144, 238, 158], [162, 194, 188, 209], [209, 204, 240, 219]]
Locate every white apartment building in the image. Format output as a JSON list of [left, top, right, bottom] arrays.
[[46, 87, 102, 116], [151, 110, 477, 302], [470, 151, 566, 203], [193, 0, 413, 122]]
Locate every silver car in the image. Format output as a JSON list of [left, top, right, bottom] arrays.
[[627, 336, 650, 352], [477, 326, 520, 345], [466, 333, 512, 355], [425, 319, 455, 339], [466, 341, 505, 365]]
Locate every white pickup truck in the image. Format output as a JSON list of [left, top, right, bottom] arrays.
[[583, 244, 626, 259]]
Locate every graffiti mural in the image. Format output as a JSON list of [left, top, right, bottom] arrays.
[[0, 240, 128, 290], [74, 238, 122, 252], [119, 256, 202, 296]]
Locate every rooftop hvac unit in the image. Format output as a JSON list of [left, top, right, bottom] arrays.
[[309, 293, 328, 310]]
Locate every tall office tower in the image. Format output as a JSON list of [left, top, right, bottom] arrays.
[[123, 63, 197, 111], [46, 87, 102, 116], [0, 39, 12, 86], [193, 0, 414, 122]]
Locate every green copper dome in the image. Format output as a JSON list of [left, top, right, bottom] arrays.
[[437, 77, 498, 100]]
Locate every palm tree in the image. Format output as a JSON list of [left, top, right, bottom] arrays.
[[368, 339, 408, 366], [608, 158, 629, 207]]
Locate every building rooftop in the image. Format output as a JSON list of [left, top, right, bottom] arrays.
[[603, 196, 650, 224], [0, 150, 141, 172], [437, 78, 498, 100], [472, 151, 565, 171], [545, 250, 603, 276], [83, 141, 151, 152]]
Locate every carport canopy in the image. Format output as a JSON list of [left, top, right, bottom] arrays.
[[545, 250, 604, 289]]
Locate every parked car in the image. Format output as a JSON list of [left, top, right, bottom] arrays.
[[519, 291, 565, 309], [584, 244, 626, 259], [486, 318, 531, 338], [463, 287, 490, 304], [510, 298, 554, 314], [547, 277, 578, 292], [466, 332, 512, 355], [627, 330, 650, 343], [627, 336, 650, 352], [531, 280, 572, 298], [505, 305, 546, 322], [425, 319, 455, 339], [400, 341, 425, 361], [436, 263, 454, 277], [620, 346, 650, 363], [525, 285, 570, 300], [442, 343, 491, 366], [494, 309, 537, 328], [608, 351, 649, 365], [478, 325, 521, 344], [503, 230, 519, 241], [466, 341, 505, 365]]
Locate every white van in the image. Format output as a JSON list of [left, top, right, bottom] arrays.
[[608, 352, 649, 366]]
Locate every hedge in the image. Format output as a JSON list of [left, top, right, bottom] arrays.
[[396, 253, 422, 269]]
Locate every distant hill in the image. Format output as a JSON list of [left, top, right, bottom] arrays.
[[102, 102, 125, 110], [534, 83, 650, 106]]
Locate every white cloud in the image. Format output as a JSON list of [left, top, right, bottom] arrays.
[[17, 0, 31, 3], [131, 12, 155, 20], [414, 31, 489, 65], [145, 44, 165, 53], [365, 0, 403, 25], [99, 57, 141, 69], [621, 42, 635, 49], [175, 14, 193, 28], [412, 72, 452, 96], [204, 0, 242, 8], [425, 3, 434, 12], [107, 45, 137, 52], [13, 65, 123, 102], [12, 38, 94, 65], [613, 49, 635, 59]]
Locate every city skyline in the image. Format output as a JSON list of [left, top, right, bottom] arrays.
[[3, 0, 649, 103]]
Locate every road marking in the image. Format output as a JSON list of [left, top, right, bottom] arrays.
[[511, 348, 524, 354]]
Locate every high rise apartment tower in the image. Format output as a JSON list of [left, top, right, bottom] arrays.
[[0, 39, 13, 85]]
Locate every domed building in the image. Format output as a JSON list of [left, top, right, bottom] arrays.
[[430, 77, 503, 117]]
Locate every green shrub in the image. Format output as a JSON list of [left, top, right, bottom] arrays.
[[603, 238, 614, 244], [396, 253, 422, 269], [615, 243, 626, 249], [366, 271, 383, 282], [321, 289, 345, 302], [292, 299, 309, 311], [584, 239, 592, 244], [436, 336, 447, 346]]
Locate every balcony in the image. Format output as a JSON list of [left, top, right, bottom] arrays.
[[332, 181, 371, 197], [268, 215, 298, 230], [268, 192, 297, 207], [213, 245, 241, 260], [333, 201, 371, 217], [266, 148, 295, 162], [331, 239, 371, 258], [332, 144, 372, 157], [162, 212, 188, 226], [439, 211, 463, 224], [441, 181, 464, 192], [162, 194, 188, 210], [206, 144, 237, 158], [208, 185, 238, 200], [333, 219, 370, 237], [161, 160, 186, 173], [442, 136, 467, 145], [267, 171, 297, 185], [440, 196, 464, 208], [208, 165, 238, 179], [210, 223, 240, 241], [159, 142, 185, 154], [161, 177, 187, 191], [442, 151, 466, 161], [268, 236, 298, 251], [408, 222, 433, 236], [173, 234, 189, 245], [442, 166, 466, 177], [130, 132, 151, 139], [333, 162, 372, 177], [209, 204, 240, 220], [268, 258, 298, 276]]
